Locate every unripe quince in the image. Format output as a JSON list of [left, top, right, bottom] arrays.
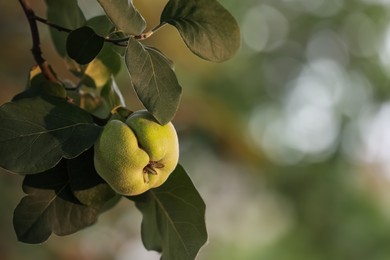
[[94, 110, 179, 196]]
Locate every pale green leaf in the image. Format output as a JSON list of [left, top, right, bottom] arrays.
[[125, 39, 181, 124], [161, 0, 240, 62], [97, 0, 146, 35]]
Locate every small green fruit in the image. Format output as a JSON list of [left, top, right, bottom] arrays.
[[29, 66, 66, 98], [68, 148, 118, 207], [94, 110, 179, 196], [73, 183, 118, 207], [12, 73, 67, 101]]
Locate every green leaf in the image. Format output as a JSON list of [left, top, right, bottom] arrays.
[[0, 96, 102, 174], [97, 0, 146, 36], [66, 26, 105, 65], [45, 0, 86, 56], [13, 160, 101, 244], [67, 148, 117, 207], [125, 39, 182, 124], [85, 15, 114, 36], [129, 165, 208, 260], [161, 0, 240, 62]]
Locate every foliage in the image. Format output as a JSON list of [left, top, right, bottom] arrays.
[[0, 0, 240, 259], [129, 165, 207, 260]]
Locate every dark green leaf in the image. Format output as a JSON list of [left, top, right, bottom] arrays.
[[13, 160, 100, 244], [67, 27, 105, 65], [67, 148, 117, 207], [125, 39, 182, 124], [45, 0, 86, 56], [97, 0, 146, 36], [161, 0, 240, 62], [129, 165, 208, 260], [0, 96, 102, 174]]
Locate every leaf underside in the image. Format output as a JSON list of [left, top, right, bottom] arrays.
[[161, 0, 240, 62], [97, 0, 146, 36], [125, 39, 182, 125]]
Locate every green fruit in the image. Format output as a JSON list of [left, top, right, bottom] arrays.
[[73, 184, 117, 207], [94, 110, 179, 196], [12, 74, 67, 101], [36, 80, 67, 99]]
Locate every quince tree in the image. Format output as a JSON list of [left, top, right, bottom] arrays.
[[0, 0, 240, 259]]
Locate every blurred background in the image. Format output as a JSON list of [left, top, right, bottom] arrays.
[[3, 0, 390, 259]]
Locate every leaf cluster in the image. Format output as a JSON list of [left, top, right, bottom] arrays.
[[0, 0, 240, 259]]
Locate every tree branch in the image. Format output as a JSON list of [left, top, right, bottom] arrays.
[[33, 13, 167, 44], [19, 0, 58, 83], [34, 16, 72, 33]]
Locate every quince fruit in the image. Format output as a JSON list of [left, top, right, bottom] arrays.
[[94, 110, 179, 196]]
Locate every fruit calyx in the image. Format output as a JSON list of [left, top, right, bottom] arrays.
[[143, 161, 165, 183]]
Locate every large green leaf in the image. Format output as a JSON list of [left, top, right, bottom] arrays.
[[45, 0, 86, 56], [97, 0, 146, 36], [66, 26, 105, 65], [161, 0, 240, 62], [13, 160, 101, 244], [0, 96, 102, 174], [125, 39, 182, 125], [129, 165, 208, 260]]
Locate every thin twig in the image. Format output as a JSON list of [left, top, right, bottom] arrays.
[[34, 15, 72, 33], [18, 0, 58, 83], [33, 13, 167, 45], [104, 32, 129, 46], [21, 6, 167, 70], [34, 14, 129, 46], [134, 22, 167, 40]]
